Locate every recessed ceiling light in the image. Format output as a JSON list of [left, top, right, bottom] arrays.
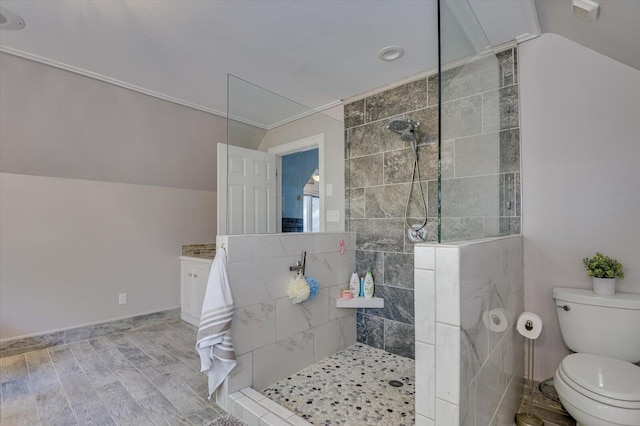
[[0, 6, 26, 31], [378, 46, 405, 62]]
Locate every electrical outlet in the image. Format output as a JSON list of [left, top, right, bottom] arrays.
[[326, 210, 340, 222], [118, 293, 127, 305]]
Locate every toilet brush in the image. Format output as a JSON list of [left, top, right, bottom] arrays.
[[515, 330, 543, 426]]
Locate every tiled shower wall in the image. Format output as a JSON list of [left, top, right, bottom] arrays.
[[414, 236, 524, 425], [215, 232, 356, 405], [344, 47, 521, 358]]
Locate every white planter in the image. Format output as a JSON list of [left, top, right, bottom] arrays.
[[592, 277, 616, 295]]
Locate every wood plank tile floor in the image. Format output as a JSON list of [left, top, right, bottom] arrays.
[[0, 319, 226, 426]]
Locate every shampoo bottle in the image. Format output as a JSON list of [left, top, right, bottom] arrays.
[[350, 272, 360, 298], [364, 271, 374, 298]]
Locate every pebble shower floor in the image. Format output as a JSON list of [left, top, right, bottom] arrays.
[[263, 344, 415, 425]]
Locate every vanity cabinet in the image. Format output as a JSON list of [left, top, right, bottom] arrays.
[[179, 256, 213, 326]]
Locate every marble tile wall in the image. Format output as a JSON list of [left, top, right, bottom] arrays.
[[214, 232, 357, 409], [414, 235, 524, 426], [344, 47, 521, 358]]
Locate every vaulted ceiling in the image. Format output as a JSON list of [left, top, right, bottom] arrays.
[[1, 0, 636, 191], [1, 0, 546, 126], [535, 0, 640, 72], [2, 0, 637, 125]]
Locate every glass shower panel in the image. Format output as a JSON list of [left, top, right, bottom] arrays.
[[438, 0, 511, 242], [224, 75, 344, 235]]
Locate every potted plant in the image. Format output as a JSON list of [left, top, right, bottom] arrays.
[[583, 252, 624, 295]]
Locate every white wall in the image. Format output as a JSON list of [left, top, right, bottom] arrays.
[[0, 173, 216, 340], [520, 33, 640, 380], [258, 105, 345, 232]]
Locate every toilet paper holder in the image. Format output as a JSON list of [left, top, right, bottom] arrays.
[[516, 312, 544, 426], [490, 313, 502, 325]]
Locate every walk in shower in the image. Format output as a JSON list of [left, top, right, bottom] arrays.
[[218, 1, 523, 424]]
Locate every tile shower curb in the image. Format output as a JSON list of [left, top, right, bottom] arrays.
[[0, 307, 180, 358]]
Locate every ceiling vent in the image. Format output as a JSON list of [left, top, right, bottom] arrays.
[[0, 6, 25, 30], [572, 0, 600, 20]]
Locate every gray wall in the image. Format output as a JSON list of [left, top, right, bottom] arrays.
[[0, 53, 219, 339], [520, 33, 640, 380], [0, 173, 216, 340], [0, 53, 225, 191], [343, 47, 521, 359]]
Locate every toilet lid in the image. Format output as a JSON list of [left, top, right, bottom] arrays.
[[561, 353, 640, 403]]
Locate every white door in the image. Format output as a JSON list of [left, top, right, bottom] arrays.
[[217, 143, 277, 234]]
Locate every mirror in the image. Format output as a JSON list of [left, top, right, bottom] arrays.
[[218, 75, 345, 235]]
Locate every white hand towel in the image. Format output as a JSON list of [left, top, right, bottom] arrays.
[[195, 248, 236, 398]]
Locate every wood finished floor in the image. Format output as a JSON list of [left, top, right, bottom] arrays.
[[0, 319, 225, 425]]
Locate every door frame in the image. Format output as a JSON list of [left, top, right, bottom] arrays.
[[268, 133, 325, 233]]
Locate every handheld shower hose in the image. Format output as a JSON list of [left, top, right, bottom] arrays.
[[387, 117, 428, 243]]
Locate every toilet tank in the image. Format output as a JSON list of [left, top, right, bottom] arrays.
[[553, 287, 640, 363]]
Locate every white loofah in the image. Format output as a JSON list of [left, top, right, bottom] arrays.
[[287, 275, 310, 304]]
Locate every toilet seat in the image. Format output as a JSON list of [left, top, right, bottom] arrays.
[[558, 353, 640, 409]]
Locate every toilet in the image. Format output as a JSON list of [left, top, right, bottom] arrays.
[[553, 287, 640, 426]]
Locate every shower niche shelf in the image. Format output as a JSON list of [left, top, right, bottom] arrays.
[[336, 297, 384, 309]]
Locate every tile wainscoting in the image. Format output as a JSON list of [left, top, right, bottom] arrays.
[[214, 232, 357, 411], [414, 235, 524, 425]]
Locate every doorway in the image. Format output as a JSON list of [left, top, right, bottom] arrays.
[[280, 149, 319, 232], [268, 134, 325, 233]]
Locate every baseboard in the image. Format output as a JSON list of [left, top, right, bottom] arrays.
[[0, 307, 180, 358]]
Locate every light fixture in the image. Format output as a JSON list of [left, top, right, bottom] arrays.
[[378, 46, 405, 62], [0, 6, 26, 30], [312, 168, 320, 182]]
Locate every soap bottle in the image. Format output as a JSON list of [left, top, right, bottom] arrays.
[[350, 271, 360, 298], [359, 277, 365, 297], [364, 271, 374, 298]]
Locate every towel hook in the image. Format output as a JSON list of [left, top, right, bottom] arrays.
[[289, 251, 306, 276]]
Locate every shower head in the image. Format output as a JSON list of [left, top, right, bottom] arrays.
[[387, 117, 419, 135], [387, 117, 420, 151]]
